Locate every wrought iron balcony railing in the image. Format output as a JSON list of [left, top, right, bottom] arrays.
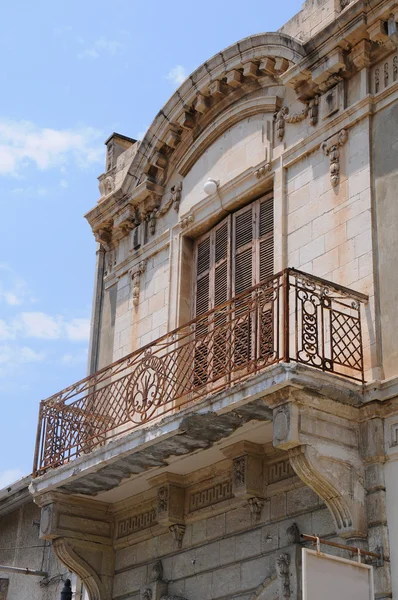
[[33, 269, 368, 477]]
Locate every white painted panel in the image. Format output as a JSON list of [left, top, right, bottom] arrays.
[[302, 548, 374, 600]]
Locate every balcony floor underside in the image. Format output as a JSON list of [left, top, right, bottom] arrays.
[[30, 362, 363, 499]]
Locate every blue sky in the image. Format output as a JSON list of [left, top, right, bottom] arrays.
[[0, 0, 303, 487]]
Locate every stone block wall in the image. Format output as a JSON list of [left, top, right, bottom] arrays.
[[112, 483, 339, 600], [0, 499, 68, 600]]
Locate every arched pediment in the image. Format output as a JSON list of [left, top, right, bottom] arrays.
[[123, 32, 305, 196], [87, 32, 306, 241]]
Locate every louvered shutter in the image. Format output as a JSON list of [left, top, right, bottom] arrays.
[[193, 194, 274, 382], [258, 195, 274, 283], [256, 194, 274, 362], [195, 236, 211, 317]]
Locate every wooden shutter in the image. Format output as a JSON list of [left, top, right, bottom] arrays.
[[232, 205, 255, 297], [194, 194, 274, 313], [258, 195, 274, 283], [195, 235, 211, 317]]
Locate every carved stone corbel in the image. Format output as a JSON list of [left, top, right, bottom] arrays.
[[130, 260, 147, 307], [37, 494, 114, 600], [94, 225, 113, 251], [272, 402, 366, 540], [247, 497, 264, 522], [179, 214, 194, 229], [321, 129, 348, 187], [169, 524, 186, 549], [254, 163, 272, 179], [53, 538, 114, 600]]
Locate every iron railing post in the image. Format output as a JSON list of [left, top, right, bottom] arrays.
[[60, 579, 72, 600], [283, 269, 290, 362], [32, 402, 43, 477]]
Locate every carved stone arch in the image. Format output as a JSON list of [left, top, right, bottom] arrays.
[[176, 94, 279, 178], [120, 32, 306, 197], [53, 538, 114, 600]]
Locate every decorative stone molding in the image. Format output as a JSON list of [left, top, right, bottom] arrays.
[[37, 494, 114, 600], [248, 497, 264, 522], [98, 174, 115, 197], [150, 473, 185, 527], [274, 97, 319, 141], [254, 163, 272, 179], [141, 561, 188, 600], [116, 507, 157, 539], [179, 214, 194, 229], [268, 457, 296, 484], [130, 260, 147, 307], [188, 480, 232, 512], [276, 553, 291, 600], [146, 181, 183, 235], [223, 441, 264, 499], [169, 524, 186, 549], [171, 181, 183, 212], [321, 129, 348, 187], [371, 52, 398, 95], [104, 249, 116, 276], [53, 538, 114, 600], [94, 225, 113, 251], [274, 107, 289, 140], [273, 402, 366, 540]]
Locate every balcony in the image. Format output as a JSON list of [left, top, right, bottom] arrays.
[[33, 268, 368, 477]]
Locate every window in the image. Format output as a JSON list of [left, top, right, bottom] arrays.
[[193, 194, 274, 387], [194, 194, 274, 316]]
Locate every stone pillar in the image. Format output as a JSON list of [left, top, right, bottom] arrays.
[[361, 418, 391, 598]]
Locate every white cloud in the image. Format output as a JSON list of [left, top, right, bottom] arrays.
[[61, 347, 88, 365], [64, 318, 91, 341], [0, 264, 31, 306], [78, 38, 123, 60], [0, 119, 103, 176], [166, 65, 187, 86], [60, 178, 68, 188], [0, 468, 25, 489], [0, 344, 45, 379], [15, 312, 62, 339], [0, 312, 91, 342]]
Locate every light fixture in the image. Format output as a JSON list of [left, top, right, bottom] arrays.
[[203, 179, 219, 196]]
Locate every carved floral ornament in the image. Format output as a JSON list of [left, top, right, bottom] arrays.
[[321, 129, 348, 187], [274, 95, 319, 141], [146, 181, 183, 236], [130, 260, 147, 307]]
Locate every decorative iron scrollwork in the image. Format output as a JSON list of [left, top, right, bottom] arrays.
[[126, 351, 167, 423]]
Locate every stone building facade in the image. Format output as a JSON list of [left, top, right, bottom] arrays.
[[21, 0, 398, 598], [0, 477, 87, 599]]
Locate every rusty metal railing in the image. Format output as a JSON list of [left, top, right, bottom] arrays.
[[33, 269, 368, 476]]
